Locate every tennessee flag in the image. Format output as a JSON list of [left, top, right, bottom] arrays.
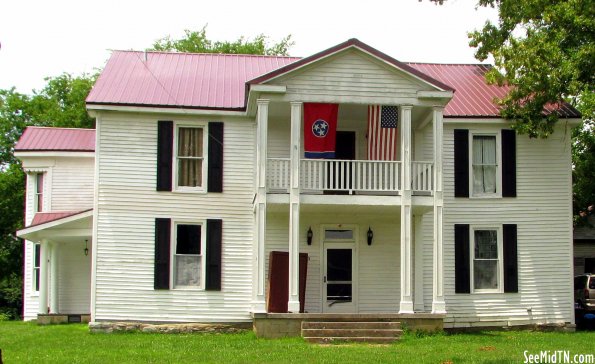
[[303, 103, 339, 159]]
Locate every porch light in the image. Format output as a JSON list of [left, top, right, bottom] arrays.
[[367, 227, 374, 246], [84, 239, 89, 256], [307, 227, 313, 245]]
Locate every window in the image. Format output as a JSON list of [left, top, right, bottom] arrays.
[[34, 172, 44, 212], [173, 223, 205, 288], [33, 243, 40, 292], [471, 228, 502, 292], [472, 135, 498, 196], [176, 126, 206, 189]]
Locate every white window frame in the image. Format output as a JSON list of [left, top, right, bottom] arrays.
[[33, 171, 45, 212], [173, 122, 208, 193], [32, 243, 41, 295], [470, 225, 504, 294], [170, 220, 206, 290], [469, 131, 501, 198]]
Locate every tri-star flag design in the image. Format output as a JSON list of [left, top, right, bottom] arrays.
[[303, 103, 338, 159], [367, 105, 398, 160]]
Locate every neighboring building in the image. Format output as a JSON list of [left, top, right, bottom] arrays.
[[574, 215, 595, 275], [17, 39, 580, 331]]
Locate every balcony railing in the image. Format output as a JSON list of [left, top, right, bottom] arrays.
[[267, 158, 434, 194]]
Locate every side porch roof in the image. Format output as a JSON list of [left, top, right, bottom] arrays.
[[17, 209, 93, 243]]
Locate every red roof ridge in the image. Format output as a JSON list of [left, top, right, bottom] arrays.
[[405, 62, 493, 67], [24, 126, 95, 131], [111, 49, 301, 59]]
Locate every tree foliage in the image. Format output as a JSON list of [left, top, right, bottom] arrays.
[[467, 0, 594, 138], [0, 73, 96, 319], [573, 92, 595, 223], [150, 26, 294, 56]]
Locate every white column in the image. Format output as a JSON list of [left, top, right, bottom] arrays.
[[414, 214, 425, 312], [38, 239, 49, 315], [49, 243, 59, 313], [399, 105, 414, 313], [252, 99, 269, 313], [432, 106, 446, 313], [288, 101, 302, 313]]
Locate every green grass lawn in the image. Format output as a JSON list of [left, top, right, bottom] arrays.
[[0, 321, 594, 363]]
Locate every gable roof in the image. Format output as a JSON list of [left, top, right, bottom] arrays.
[[86, 39, 581, 118], [247, 38, 454, 93], [15, 127, 95, 152]]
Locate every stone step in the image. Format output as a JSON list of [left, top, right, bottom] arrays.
[[302, 321, 401, 330], [302, 328, 402, 338], [304, 336, 399, 344]]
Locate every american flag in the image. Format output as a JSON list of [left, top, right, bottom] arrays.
[[367, 105, 398, 160]]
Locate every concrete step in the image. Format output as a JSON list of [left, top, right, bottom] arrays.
[[304, 336, 399, 344], [303, 328, 402, 338], [302, 321, 401, 330]]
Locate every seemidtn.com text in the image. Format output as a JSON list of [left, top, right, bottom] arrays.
[[524, 351, 595, 364]]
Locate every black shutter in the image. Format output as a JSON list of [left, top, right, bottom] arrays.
[[454, 129, 469, 198], [208, 122, 224, 193], [205, 219, 222, 290], [455, 224, 471, 293], [154, 218, 171, 289], [157, 121, 173, 191], [503, 224, 518, 293], [501, 129, 517, 197]]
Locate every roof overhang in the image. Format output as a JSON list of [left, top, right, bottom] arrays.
[[17, 210, 93, 243], [15, 151, 95, 158]]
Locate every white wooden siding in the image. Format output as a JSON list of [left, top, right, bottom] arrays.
[[574, 241, 595, 275], [94, 114, 256, 322], [50, 158, 94, 211], [268, 49, 435, 105], [441, 122, 573, 327], [265, 211, 400, 313], [58, 242, 91, 313]]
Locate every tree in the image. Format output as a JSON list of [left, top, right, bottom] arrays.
[[573, 93, 595, 224], [150, 25, 294, 56], [0, 73, 96, 319]]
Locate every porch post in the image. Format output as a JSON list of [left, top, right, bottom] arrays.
[[38, 239, 49, 315], [49, 243, 58, 313], [252, 99, 269, 313], [432, 106, 446, 313], [399, 105, 414, 313], [288, 101, 302, 313]]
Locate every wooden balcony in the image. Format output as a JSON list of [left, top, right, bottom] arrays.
[[267, 158, 433, 195]]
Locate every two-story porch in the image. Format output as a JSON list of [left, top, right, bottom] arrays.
[[248, 40, 452, 316]]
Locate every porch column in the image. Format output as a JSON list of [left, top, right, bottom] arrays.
[[288, 101, 302, 312], [399, 105, 414, 313], [49, 243, 59, 313], [38, 239, 49, 314], [432, 106, 446, 313], [252, 99, 269, 313]]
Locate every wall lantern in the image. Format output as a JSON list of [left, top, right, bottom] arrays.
[[367, 227, 374, 246], [307, 227, 313, 245], [84, 239, 89, 256]]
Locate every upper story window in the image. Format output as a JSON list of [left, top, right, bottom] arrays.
[[34, 172, 44, 212], [471, 227, 502, 293], [173, 222, 205, 289], [471, 135, 499, 196], [176, 126, 207, 191]]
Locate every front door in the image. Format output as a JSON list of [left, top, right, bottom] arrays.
[[322, 228, 357, 313]]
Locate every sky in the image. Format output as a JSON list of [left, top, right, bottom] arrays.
[[0, 0, 498, 94]]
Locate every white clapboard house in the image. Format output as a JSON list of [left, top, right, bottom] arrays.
[[17, 39, 580, 333]]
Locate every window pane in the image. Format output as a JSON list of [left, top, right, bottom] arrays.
[[474, 260, 498, 289], [474, 230, 498, 259], [324, 229, 354, 240], [178, 159, 203, 187], [176, 225, 201, 255], [327, 283, 352, 302], [327, 249, 352, 281], [178, 128, 203, 157], [34, 244, 41, 267], [175, 255, 201, 286], [472, 136, 497, 194], [35, 268, 40, 292]]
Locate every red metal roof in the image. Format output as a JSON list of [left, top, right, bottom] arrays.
[[15, 127, 95, 152], [407, 63, 580, 118], [29, 209, 92, 228], [86, 40, 580, 118], [87, 51, 300, 110]]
